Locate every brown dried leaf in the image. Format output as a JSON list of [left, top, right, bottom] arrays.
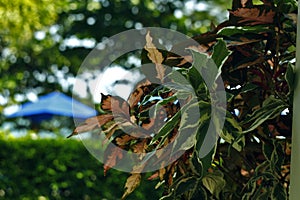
[[103, 145, 123, 176], [132, 139, 148, 160], [101, 93, 130, 116], [147, 172, 159, 180], [67, 114, 113, 137], [144, 31, 165, 81], [159, 162, 166, 181], [230, 7, 275, 25], [122, 173, 141, 199], [133, 139, 147, 154], [116, 134, 134, 146], [128, 80, 151, 108], [141, 118, 155, 131]]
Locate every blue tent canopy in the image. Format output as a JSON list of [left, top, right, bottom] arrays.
[[7, 92, 97, 122]]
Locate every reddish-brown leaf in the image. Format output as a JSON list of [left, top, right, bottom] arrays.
[[147, 172, 159, 180], [128, 80, 151, 108], [141, 118, 155, 131], [101, 93, 130, 117], [67, 114, 113, 138], [103, 145, 124, 176], [116, 134, 135, 146], [230, 7, 275, 25]]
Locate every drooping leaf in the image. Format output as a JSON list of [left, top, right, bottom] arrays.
[[285, 63, 295, 95], [103, 145, 124, 176], [217, 25, 271, 36], [262, 141, 273, 161], [68, 114, 113, 137], [242, 96, 288, 133], [144, 31, 166, 81], [202, 170, 226, 199], [128, 80, 152, 108], [189, 40, 230, 89], [271, 182, 287, 200], [175, 176, 199, 197], [171, 101, 201, 154], [270, 141, 285, 175], [115, 134, 135, 146], [190, 154, 204, 177], [221, 115, 244, 151], [122, 173, 142, 199], [211, 39, 231, 69], [101, 93, 130, 117], [150, 108, 181, 147]]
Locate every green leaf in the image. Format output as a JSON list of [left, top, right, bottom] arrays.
[[150, 109, 181, 146], [175, 176, 199, 197], [191, 187, 207, 200], [262, 140, 285, 175], [200, 146, 217, 175], [202, 170, 226, 198], [159, 192, 175, 200], [240, 83, 259, 94], [242, 96, 288, 133], [171, 101, 201, 155], [217, 25, 271, 36], [221, 114, 244, 151], [211, 39, 231, 69], [190, 49, 217, 89], [271, 183, 287, 200], [190, 154, 204, 177], [189, 40, 229, 92], [195, 119, 210, 154], [232, 135, 245, 152], [262, 142, 273, 161], [285, 63, 295, 95], [270, 141, 285, 174]]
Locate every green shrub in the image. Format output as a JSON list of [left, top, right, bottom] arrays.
[[0, 138, 162, 199]]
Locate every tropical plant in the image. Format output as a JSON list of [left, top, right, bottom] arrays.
[[69, 0, 296, 199]]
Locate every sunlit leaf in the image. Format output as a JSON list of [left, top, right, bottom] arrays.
[[144, 31, 166, 81], [122, 173, 141, 199]]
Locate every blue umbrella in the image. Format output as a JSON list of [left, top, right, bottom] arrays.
[[7, 92, 97, 123]]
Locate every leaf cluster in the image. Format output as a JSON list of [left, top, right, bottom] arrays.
[[70, 0, 296, 199]]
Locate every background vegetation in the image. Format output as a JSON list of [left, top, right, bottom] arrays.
[[0, 135, 162, 199], [1, 0, 230, 134]]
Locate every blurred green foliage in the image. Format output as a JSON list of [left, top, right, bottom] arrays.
[[0, 0, 229, 103], [1, 0, 229, 134], [0, 137, 162, 199]]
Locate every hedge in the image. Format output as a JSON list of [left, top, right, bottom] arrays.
[[0, 137, 162, 199]]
